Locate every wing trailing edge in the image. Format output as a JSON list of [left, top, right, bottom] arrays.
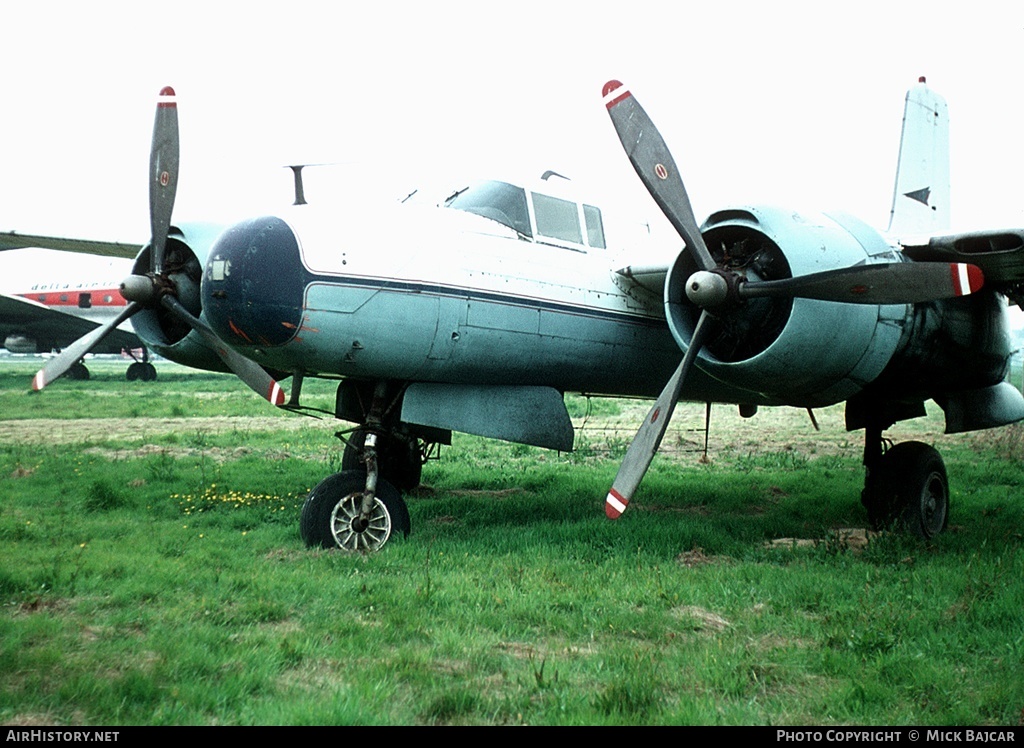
[[0, 232, 140, 259]]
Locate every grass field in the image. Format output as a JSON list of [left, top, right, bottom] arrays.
[[1, 358, 1023, 726]]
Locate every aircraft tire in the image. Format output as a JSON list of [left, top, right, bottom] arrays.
[[126, 363, 141, 381], [69, 363, 90, 381], [341, 430, 423, 492], [300, 469, 410, 551], [870, 441, 949, 539]]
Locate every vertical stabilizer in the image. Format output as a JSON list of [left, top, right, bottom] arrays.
[[888, 77, 950, 237]]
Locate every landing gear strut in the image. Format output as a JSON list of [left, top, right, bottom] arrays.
[[299, 381, 435, 551], [861, 422, 949, 538]]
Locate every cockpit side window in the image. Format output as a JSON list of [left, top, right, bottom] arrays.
[[583, 204, 606, 249], [533, 193, 583, 245], [444, 181, 532, 237]]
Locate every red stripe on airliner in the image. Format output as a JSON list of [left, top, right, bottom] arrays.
[[951, 263, 984, 296], [20, 289, 128, 307], [603, 80, 631, 109], [605, 488, 628, 519]]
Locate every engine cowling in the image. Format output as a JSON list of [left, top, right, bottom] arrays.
[[4, 335, 39, 354], [127, 221, 230, 372], [666, 206, 909, 407]]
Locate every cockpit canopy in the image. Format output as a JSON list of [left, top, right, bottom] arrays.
[[444, 180, 606, 250]]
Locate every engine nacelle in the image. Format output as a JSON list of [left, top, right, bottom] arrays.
[[128, 221, 231, 373], [666, 206, 908, 408], [4, 335, 39, 354]]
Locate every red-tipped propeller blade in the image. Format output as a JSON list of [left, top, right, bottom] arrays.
[[149, 86, 179, 276], [605, 310, 714, 518], [603, 80, 716, 272], [31, 303, 141, 391], [739, 260, 984, 304], [31, 87, 287, 406]]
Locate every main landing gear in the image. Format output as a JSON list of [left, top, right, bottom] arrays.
[[300, 382, 441, 552], [861, 422, 949, 539], [125, 348, 157, 382], [57, 349, 157, 383]]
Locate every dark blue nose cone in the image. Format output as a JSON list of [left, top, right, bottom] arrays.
[[203, 216, 307, 347]]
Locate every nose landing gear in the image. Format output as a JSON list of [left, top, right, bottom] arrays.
[[299, 381, 434, 552]]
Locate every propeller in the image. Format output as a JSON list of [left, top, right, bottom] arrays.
[[32, 87, 287, 406], [601, 80, 984, 519]]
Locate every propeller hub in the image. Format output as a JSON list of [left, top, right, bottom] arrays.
[[119, 274, 158, 305], [685, 270, 730, 309]]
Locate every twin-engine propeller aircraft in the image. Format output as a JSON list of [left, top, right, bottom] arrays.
[[4, 79, 1023, 552]]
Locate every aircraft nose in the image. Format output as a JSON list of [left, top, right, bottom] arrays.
[[202, 216, 307, 348]]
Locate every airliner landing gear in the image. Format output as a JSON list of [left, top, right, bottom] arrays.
[[125, 349, 157, 382], [125, 362, 157, 381], [862, 424, 949, 539], [67, 362, 90, 381]]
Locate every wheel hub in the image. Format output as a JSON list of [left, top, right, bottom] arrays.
[[330, 493, 392, 552]]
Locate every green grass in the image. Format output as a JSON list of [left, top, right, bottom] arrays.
[[0, 359, 1023, 725]]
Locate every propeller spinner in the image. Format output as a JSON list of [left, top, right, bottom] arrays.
[[601, 80, 983, 519], [32, 88, 287, 406]]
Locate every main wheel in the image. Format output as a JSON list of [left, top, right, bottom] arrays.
[[867, 441, 949, 539], [300, 469, 410, 551], [68, 362, 90, 381], [340, 430, 423, 492], [128, 362, 158, 381]]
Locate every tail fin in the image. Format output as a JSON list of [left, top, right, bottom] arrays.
[[887, 77, 950, 237]]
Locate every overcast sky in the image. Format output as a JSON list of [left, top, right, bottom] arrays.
[[1, 1, 1022, 249]]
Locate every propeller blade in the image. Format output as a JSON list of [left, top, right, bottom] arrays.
[[603, 80, 716, 272], [32, 303, 141, 391], [149, 86, 180, 276], [605, 310, 714, 519], [160, 295, 287, 406], [739, 261, 984, 305]]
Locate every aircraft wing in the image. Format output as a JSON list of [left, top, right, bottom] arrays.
[[0, 293, 141, 353], [901, 228, 1024, 305], [0, 231, 140, 259], [614, 263, 668, 295]]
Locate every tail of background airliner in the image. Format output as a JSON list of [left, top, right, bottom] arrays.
[[887, 77, 950, 237]]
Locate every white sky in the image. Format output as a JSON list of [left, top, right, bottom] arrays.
[[0, 0, 1022, 249]]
